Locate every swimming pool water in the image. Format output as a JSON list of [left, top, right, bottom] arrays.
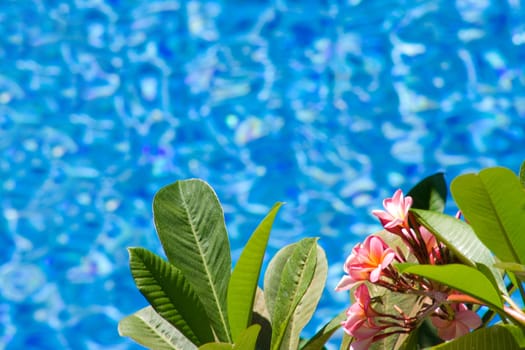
[[1, 0, 525, 349]]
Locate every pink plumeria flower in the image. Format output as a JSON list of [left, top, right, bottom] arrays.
[[431, 303, 482, 341], [372, 189, 413, 233], [335, 235, 396, 291], [341, 285, 382, 349]]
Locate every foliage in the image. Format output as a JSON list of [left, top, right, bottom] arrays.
[[120, 162, 525, 350]]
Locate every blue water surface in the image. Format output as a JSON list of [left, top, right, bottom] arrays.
[[1, 0, 525, 349]]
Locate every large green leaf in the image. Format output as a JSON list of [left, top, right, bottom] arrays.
[[264, 238, 318, 350], [280, 245, 328, 350], [410, 209, 506, 293], [396, 264, 504, 311], [407, 172, 447, 212], [451, 167, 525, 264], [118, 306, 197, 350], [300, 310, 346, 350], [153, 179, 232, 342], [228, 203, 283, 341], [430, 324, 523, 350], [129, 248, 214, 345]]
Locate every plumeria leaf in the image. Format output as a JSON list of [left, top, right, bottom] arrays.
[[494, 262, 525, 280], [407, 172, 447, 212], [451, 167, 525, 264], [429, 324, 523, 350], [199, 344, 233, 350], [233, 324, 261, 350], [396, 263, 504, 311], [228, 202, 283, 342], [410, 209, 506, 293], [118, 306, 197, 350], [153, 179, 232, 342], [520, 162, 525, 188], [280, 245, 328, 350], [368, 288, 424, 350], [264, 238, 318, 350], [199, 325, 261, 350], [300, 310, 346, 350], [128, 247, 214, 345]]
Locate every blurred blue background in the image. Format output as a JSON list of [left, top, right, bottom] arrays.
[[1, 0, 525, 348]]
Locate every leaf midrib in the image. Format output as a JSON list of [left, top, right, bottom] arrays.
[[179, 185, 231, 343], [272, 243, 316, 350]]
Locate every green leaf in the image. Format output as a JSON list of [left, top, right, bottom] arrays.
[[368, 288, 424, 350], [153, 179, 232, 342], [199, 344, 233, 350], [410, 209, 506, 293], [429, 324, 523, 350], [520, 162, 525, 188], [339, 333, 352, 350], [396, 263, 503, 311], [494, 262, 525, 281], [228, 202, 283, 342], [118, 306, 197, 350], [264, 238, 318, 350], [451, 167, 525, 264], [280, 245, 328, 350], [408, 172, 447, 212], [129, 248, 214, 345], [300, 310, 346, 350], [233, 324, 261, 350], [198, 325, 261, 350]]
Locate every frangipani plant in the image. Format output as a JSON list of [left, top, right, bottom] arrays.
[[119, 162, 525, 350]]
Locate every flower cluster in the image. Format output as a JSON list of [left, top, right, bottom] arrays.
[[337, 190, 482, 349]]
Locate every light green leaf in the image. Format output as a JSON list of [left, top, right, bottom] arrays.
[[118, 306, 197, 350], [300, 310, 346, 350], [520, 162, 525, 188], [153, 179, 232, 342], [228, 202, 283, 342], [368, 288, 424, 350], [129, 248, 214, 345], [410, 209, 506, 293], [430, 324, 523, 350], [494, 262, 525, 281], [198, 325, 261, 350], [407, 172, 447, 212], [264, 238, 318, 350], [396, 264, 503, 311], [280, 245, 328, 350], [451, 167, 525, 264], [339, 333, 352, 350], [199, 344, 233, 350], [233, 324, 261, 350]]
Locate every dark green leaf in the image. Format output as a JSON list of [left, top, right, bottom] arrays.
[[430, 324, 523, 350], [408, 172, 447, 212], [153, 179, 232, 342], [228, 203, 283, 342], [451, 167, 525, 264], [129, 248, 214, 345], [396, 263, 504, 311], [118, 306, 197, 350]]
